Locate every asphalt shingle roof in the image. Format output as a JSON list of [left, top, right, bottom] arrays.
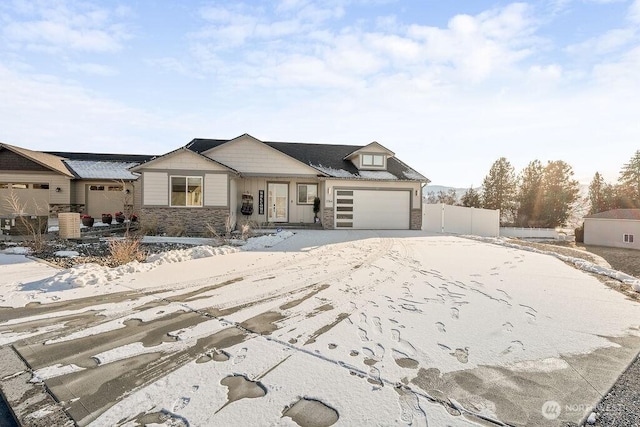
[[185, 138, 428, 181], [585, 209, 640, 220]]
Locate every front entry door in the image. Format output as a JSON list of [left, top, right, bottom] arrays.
[[267, 183, 288, 222]]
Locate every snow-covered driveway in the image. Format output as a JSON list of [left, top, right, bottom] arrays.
[[1, 231, 639, 426]]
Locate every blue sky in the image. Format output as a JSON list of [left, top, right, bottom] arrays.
[[1, 0, 639, 187]]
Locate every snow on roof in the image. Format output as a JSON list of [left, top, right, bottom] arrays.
[[64, 160, 140, 180], [311, 164, 402, 180], [402, 169, 426, 180], [311, 164, 355, 178], [357, 170, 398, 180]]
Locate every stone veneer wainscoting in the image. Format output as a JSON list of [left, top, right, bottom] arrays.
[[321, 208, 333, 230], [410, 209, 422, 230], [140, 207, 231, 235]]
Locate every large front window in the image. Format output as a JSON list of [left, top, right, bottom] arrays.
[[171, 176, 202, 207], [297, 184, 318, 204]]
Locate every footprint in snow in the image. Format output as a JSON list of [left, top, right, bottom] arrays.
[[358, 328, 369, 342], [359, 312, 368, 324], [450, 307, 459, 320], [435, 322, 446, 333], [450, 347, 469, 364], [501, 340, 524, 355], [232, 347, 247, 365], [172, 397, 190, 412], [396, 386, 428, 426], [372, 316, 382, 333]]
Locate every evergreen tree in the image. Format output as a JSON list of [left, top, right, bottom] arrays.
[[481, 157, 516, 224], [516, 160, 545, 226], [587, 172, 611, 214], [618, 150, 640, 208], [461, 186, 481, 208], [540, 160, 579, 227]]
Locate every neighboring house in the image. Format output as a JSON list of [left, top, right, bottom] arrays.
[[131, 134, 429, 233], [0, 142, 153, 218], [584, 209, 640, 250]]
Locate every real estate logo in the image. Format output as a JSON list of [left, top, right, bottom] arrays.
[[541, 400, 561, 420]]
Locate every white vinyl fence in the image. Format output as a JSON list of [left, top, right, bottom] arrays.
[[499, 227, 560, 239], [422, 204, 500, 237]]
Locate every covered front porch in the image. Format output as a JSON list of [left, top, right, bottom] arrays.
[[231, 177, 326, 228]]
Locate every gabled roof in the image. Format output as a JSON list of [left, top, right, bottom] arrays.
[[585, 209, 640, 220], [185, 136, 428, 182], [0, 142, 74, 177], [343, 141, 395, 160], [130, 146, 238, 173]]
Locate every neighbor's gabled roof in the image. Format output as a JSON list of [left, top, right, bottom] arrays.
[[185, 136, 429, 182], [585, 209, 640, 220], [45, 150, 156, 180], [0, 142, 75, 177]]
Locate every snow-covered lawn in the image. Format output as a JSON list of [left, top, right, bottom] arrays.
[[1, 231, 639, 426]]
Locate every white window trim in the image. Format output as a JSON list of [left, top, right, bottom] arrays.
[[623, 233, 634, 243], [360, 153, 386, 169], [170, 175, 203, 207], [297, 183, 318, 205]]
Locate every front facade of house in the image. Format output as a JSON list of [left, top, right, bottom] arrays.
[[0, 142, 151, 219], [131, 134, 429, 233], [584, 209, 640, 250]]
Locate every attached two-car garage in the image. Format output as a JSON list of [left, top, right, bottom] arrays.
[[334, 189, 411, 229]]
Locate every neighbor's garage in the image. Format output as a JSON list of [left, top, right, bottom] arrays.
[[85, 184, 126, 218], [334, 189, 410, 229], [0, 182, 51, 216]]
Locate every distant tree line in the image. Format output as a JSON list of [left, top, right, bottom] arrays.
[[424, 150, 640, 227], [587, 150, 640, 214]]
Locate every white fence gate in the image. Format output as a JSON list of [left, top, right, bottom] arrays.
[[422, 204, 500, 237]]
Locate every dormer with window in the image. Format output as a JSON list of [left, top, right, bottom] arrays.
[[344, 142, 394, 171]]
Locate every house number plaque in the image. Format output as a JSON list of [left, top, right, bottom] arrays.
[[258, 190, 264, 215]]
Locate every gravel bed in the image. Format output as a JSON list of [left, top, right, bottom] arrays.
[[1, 239, 202, 269], [583, 353, 640, 427]]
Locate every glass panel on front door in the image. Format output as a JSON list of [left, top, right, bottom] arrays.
[[268, 183, 288, 222]]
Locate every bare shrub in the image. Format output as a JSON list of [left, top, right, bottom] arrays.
[[108, 234, 145, 265], [205, 216, 235, 243], [139, 214, 158, 236], [3, 192, 48, 252], [240, 219, 258, 240], [166, 222, 186, 237]]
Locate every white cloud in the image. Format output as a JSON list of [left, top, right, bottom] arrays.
[[66, 62, 118, 76], [0, 0, 130, 53], [629, 0, 640, 23]]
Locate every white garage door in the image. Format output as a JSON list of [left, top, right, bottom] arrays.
[[86, 184, 126, 219], [335, 189, 410, 229]]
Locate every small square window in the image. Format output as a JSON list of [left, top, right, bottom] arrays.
[[623, 234, 634, 243], [297, 184, 318, 204]]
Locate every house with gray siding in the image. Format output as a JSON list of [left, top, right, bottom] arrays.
[[131, 134, 429, 234], [1, 135, 429, 233]]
